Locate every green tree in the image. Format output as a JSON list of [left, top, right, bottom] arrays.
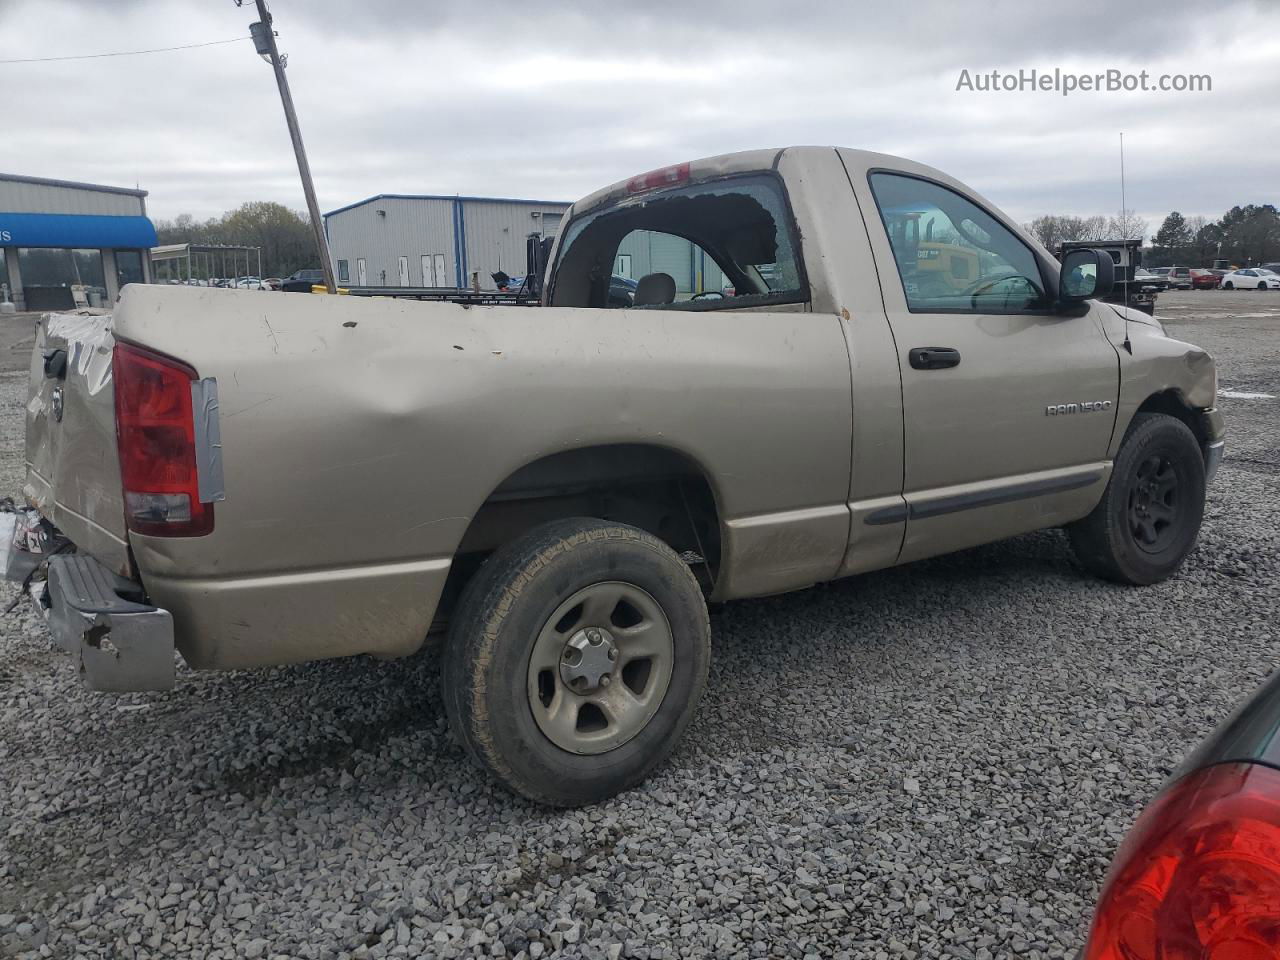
[[152, 202, 317, 278], [1217, 204, 1280, 266], [1189, 218, 1223, 266], [219, 202, 316, 278], [1153, 212, 1192, 261]]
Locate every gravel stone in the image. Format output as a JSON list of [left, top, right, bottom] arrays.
[[0, 293, 1277, 959]]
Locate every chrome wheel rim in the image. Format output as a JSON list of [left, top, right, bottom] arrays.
[[526, 581, 674, 755]]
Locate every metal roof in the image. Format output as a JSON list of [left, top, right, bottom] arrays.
[[324, 193, 570, 220], [151, 242, 261, 261], [0, 172, 147, 198]]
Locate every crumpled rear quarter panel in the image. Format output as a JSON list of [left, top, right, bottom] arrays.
[[24, 311, 131, 575]]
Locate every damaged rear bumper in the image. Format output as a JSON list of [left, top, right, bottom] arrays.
[[5, 514, 175, 691], [40, 555, 175, 691]]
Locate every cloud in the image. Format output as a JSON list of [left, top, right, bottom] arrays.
[[2, 0, 1276, 236]]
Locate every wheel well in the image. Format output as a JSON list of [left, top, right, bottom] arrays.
[[436, 445, 722, 626], [1135, 390, 1208, 444]]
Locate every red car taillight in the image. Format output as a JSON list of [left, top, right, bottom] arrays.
[[112, 342, 214, 537], [1083, 762, 1280, 960]]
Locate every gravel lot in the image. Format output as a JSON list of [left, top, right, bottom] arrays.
[[1, 291, 1278, 960]]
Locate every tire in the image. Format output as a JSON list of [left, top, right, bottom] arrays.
[[442, 518, 710, 806], [1068, 413, 1206, 585], [1259, 282, 1268, 291], [1224, 281, 1234, 289]]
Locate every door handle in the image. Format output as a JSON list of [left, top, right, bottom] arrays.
[[908, 347, 961, 370]]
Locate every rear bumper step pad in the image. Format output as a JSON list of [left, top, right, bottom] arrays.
[[39, 554, 175, 692]]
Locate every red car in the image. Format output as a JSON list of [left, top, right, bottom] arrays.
[[1190, 268, 1222, 289], [1079, 669, 1280, 958]]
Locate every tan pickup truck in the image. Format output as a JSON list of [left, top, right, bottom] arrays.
[[8, 147, 1224, 805]]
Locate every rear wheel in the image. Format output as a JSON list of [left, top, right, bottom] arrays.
[[1068, 413, 1206, 585], [442, 518, 710, 806], [1224, 281, 1234, 289]]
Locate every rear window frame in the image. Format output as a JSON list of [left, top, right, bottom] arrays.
[[547, 170, 812, 312]]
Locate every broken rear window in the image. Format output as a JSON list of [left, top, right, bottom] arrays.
[[549, 174, 807, 311]]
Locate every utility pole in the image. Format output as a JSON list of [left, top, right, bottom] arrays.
[[244, 0, 337, 293]]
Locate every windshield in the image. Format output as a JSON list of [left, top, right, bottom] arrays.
[[549, 174, 806, 310]]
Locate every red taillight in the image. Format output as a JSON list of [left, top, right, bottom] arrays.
[[112, 342, 213, 537], [626, 162, 691, 194], [1083, 762, 1280, 960]]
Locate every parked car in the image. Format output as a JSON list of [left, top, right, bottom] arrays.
[[1132, 268, 1169, 292], [1164, 266, 1193, 289], [1189, 268, 1222, 289], [280, 268, 325, 293], [10, 147, 1225, 805], [1148, 267, 1173, 279], [234, 277, 270, 291], [263, 277, 283, 291], [1221, 268, 1280, 290], [1261, 262, 1280, 275], [1079, 668, 1280, 959]]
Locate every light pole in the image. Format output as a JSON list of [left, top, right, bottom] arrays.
[[243, 1, 337, 293]]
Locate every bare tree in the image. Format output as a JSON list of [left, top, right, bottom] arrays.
[[1107, 209, 1149, 241], [1027, 214, 1112, 249]]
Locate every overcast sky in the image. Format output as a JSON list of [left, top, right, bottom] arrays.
[[2, 0, 1276, 237]]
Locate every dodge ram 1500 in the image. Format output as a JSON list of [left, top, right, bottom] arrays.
[[8, 147, 1225, 805]]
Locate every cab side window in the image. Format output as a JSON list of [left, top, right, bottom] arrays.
[[869, 172, 1049, 314]]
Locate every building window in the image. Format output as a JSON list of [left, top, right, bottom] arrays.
[[116, 249, 144, 292], [337, 259, 349, 283], [17, 248, 108, 308]]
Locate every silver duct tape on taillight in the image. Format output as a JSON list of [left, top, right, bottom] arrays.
[[190, 377, 225, 504]]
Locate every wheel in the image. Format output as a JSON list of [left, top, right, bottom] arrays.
[[1259, 282, 1268, 291], [442, 518, 710, 806], [1068, 413, 1206, 585], [1224, 281, 1234, 289]]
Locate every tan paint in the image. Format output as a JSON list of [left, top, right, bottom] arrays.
[[25, 147, 1221, 673], [25, 313, 130, 575]]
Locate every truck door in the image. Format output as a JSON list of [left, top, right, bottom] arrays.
[[847, 164, 1119, 563]]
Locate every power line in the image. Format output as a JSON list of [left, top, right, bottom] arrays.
[[0, 37, 251, 65]]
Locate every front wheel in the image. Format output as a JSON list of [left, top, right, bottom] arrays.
[[442, 518, 710, 806], [1067, 413, 1206, 585]]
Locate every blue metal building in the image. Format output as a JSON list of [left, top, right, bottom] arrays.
[[0, 173, 157, 311]]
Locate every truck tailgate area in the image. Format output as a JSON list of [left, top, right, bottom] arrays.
[[24, 311, 130, 575]]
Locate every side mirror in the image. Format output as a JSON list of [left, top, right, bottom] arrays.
[[1059, 248, 1115, 302]]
